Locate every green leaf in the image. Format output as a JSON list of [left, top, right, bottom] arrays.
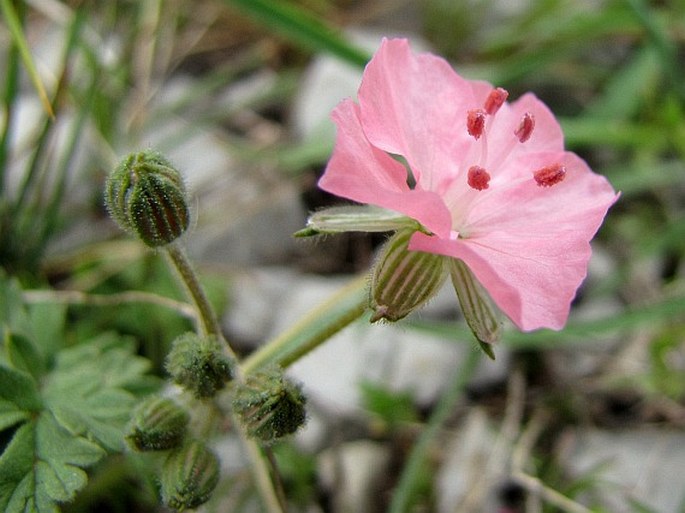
[[360, 382, 419, 427], [0, 364, 42, 431], [26, 302, 67, 365], [43, 333, 160, 451], [0, 274, 30, 333], [5, 331, 46, 380], [0, 413, 105, 513], [225, 0, 370, 67]]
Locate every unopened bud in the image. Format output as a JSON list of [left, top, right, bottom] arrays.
[[161, 440, 220, 511], [126, 396, 189, 451], [233, 367, 307, 444], [370, 229, 447, 322], [166, 333, 234, 399], [105, 150, 189, 247]]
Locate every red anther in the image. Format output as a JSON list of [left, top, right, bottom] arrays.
[[467, 109, 486, 140], [483, 87, 508, 115], [515, 112, 535, 143], [534, 163, 566, 187], [467, 165, 491, 190]]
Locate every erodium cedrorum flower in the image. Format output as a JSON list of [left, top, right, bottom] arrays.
[[302, 38, 618, 355]]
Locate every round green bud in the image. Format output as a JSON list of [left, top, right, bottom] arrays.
[[232, 367, 307, 444], [126, 396, 190, 452], [105, 150, 189, 247], [160, 440, 220, 511], [166, 332, 234, 399], [369, 229, 447, 322]]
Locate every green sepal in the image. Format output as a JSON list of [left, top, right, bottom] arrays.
[[370, 229, 448, 322], [449, 258, 501, 360], [297, 205, 427, 237]]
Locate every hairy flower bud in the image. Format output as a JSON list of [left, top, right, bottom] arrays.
[[233, 367, 307, 444], [126, 396, 190, 451], [161, 440, 220, 511], [370, 229, 447, 322], [166, 333, 234, 399], [105, 150, 189, 247]]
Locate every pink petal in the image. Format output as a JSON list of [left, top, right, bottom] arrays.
[[319, 99, 453, 237], [410, 153, 618, 331], [357, 38, 477, 193]]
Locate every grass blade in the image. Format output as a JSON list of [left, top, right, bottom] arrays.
[[0, 0, 55, 118], [224, 0, 370, 67]]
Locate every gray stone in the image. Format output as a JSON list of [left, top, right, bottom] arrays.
[[566, 428, 685, 513]]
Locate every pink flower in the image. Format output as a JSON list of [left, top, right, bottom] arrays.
[[318, 38, 618, 332]]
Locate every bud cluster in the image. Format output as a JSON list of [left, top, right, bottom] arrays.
[[125, 396, 220, 511]]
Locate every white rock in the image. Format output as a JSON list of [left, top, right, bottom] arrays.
[[318, 440, 391, 513], [566, 428, 685, 513], [437, 408, 507, 513]]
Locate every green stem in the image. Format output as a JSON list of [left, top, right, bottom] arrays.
[[234, 415, 287, 513], [164, 244, 223, 339], [389, 349, 480, 513], [242, 275, 368, 374]]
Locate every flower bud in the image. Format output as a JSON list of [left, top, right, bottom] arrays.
[[160, 440, 220, 511], [232, 367, 307, 444], [126, 396, 190, 451], [370, 229, 447, 322], [105, 150, 189, 247], [166, 333, 234, 399]]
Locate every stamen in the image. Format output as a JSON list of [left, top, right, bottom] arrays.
[[534, 163, 566, 187], [515, 112, 535, 143], [483, 88, 508, 115], [467, 109, 486, 140], [468, 166, 491, 190]]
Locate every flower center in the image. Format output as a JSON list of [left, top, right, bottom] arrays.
[[463, 88, 565, 191]]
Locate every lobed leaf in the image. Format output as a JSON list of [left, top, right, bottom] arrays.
[[43, 333, 160, 452], [0, 413, 105, 513]]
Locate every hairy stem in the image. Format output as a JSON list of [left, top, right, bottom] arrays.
[[243, 275, 368, 374], [163, 243, 284, 513], [164, 244, 224, 341]]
